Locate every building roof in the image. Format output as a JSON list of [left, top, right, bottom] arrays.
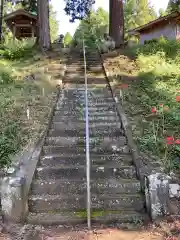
[[4, 9, 37, 21], [128, 11, 180, 35]]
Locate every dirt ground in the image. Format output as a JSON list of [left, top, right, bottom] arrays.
[[0, 227, 165, 240], [0, 220, 179, 240]]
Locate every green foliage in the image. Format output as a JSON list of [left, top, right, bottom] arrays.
[[64, 32, 72, 46], [0, 38, 35, 60], [49, 4, 59, 42], [0, 121, 21, 168], [166, 0, 180, 13], [0, 64, 14, 84], [7, 0, 37, 12], [125, 38, 180, 171], [159, 8, 167, 17], [135, 37, 180, 59], [124, 0, 157, 31], [73, 7, 109, 49]]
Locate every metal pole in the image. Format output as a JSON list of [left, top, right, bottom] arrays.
[[82, 38, 91, 230], [0, 0, 4, 43]]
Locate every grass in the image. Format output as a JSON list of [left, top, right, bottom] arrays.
[[0, 41, 66, 169], [103, 38, 180, 173]]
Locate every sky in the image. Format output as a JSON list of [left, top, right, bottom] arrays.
[[51, 0, 170, 36]]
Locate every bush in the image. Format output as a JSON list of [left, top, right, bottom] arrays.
[[0, 64, 14, 84], [136, 37, 180, 61], [0, 38, 35, 60]]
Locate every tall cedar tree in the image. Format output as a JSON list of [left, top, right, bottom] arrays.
[[64, 0, 124, 47]]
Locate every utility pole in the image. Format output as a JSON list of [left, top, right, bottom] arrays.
[[0, 0, 4, 43]]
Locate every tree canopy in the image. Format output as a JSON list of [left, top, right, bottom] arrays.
[[124, 0, 157, 31], [167, 0, 180, 12], [73, 7, 108, 49], [64, 32, 73, 46], [64, 0, 95, 22]]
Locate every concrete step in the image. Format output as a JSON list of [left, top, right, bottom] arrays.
[[55, 105, 116, 112], [35, 165, 136, 180], [40, 153, 133, 167], [61, 98, 114, 104], [50, 121, 121, 131], [29, 193, 145, 213], [42, 144, 130, 155], [45, 136, 126, 146], [27, 211, 148, 225], [52, 115, 119, 123], [48, 128, 125, 138], [53, 109, 117, 118], [31, 178, 141, 195], [52, 114, 119, 122], [63, 77, 107, 85]]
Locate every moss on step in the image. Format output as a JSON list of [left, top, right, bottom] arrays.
[[75, 210, 124, 218]]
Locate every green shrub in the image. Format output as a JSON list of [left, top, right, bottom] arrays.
[[0, 64, 14, 84], [0, 121, 21, 168], [0, 38, 35, 60]]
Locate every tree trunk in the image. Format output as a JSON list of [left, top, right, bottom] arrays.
[[0, 0, 4, 43], [109, 0, 124, 48], [37, 0, 51, 50]]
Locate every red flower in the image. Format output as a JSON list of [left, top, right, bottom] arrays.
[[175, 139, 180, 145], [159, 104, 164, 107], [166, 136, 174, 145], [176, 96, 180, 102], [151, 107, 157, 113]]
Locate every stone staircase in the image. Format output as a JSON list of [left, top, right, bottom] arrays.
[[27, 50, 148, 226]]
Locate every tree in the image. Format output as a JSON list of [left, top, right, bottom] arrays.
[[64, 0, 124, 46], [37, 0, 51, 50], [159, 8, 167, 17], [64, 0, 95, 22], [167, 0, 180, 12], [109, 0, 124, 46], [73, 7, 109, 49], [49, 4, 59, 42], [124, 0, 157, 31], [64, 32, 72, 46]]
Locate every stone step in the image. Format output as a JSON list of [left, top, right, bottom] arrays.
[[55, 105, 116, 112], [42, 144, 130, 155], [46, 64, 66, 71], [50, 121, 121, 131], [48, 128, 125, 138], [66, 65, 102, 72], [35, 165, 136, 180], [29, 193, 145, 213], [52, 115, 119, 123], [52, 114, 119, 122], [45, 136, 126, 146], [69, 87, 110, 94], [40, 153, 133, 167], [53, 109, 117, 118], [68, 60, 100, 65], [27, 211, 148, 225], [31, 178, 141, 195], [61, 98, 114, 104], [57, 102, 116, 109], [63, 77, 107, 85]]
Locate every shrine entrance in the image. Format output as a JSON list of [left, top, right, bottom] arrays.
[[4, 9, 37, 40]]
